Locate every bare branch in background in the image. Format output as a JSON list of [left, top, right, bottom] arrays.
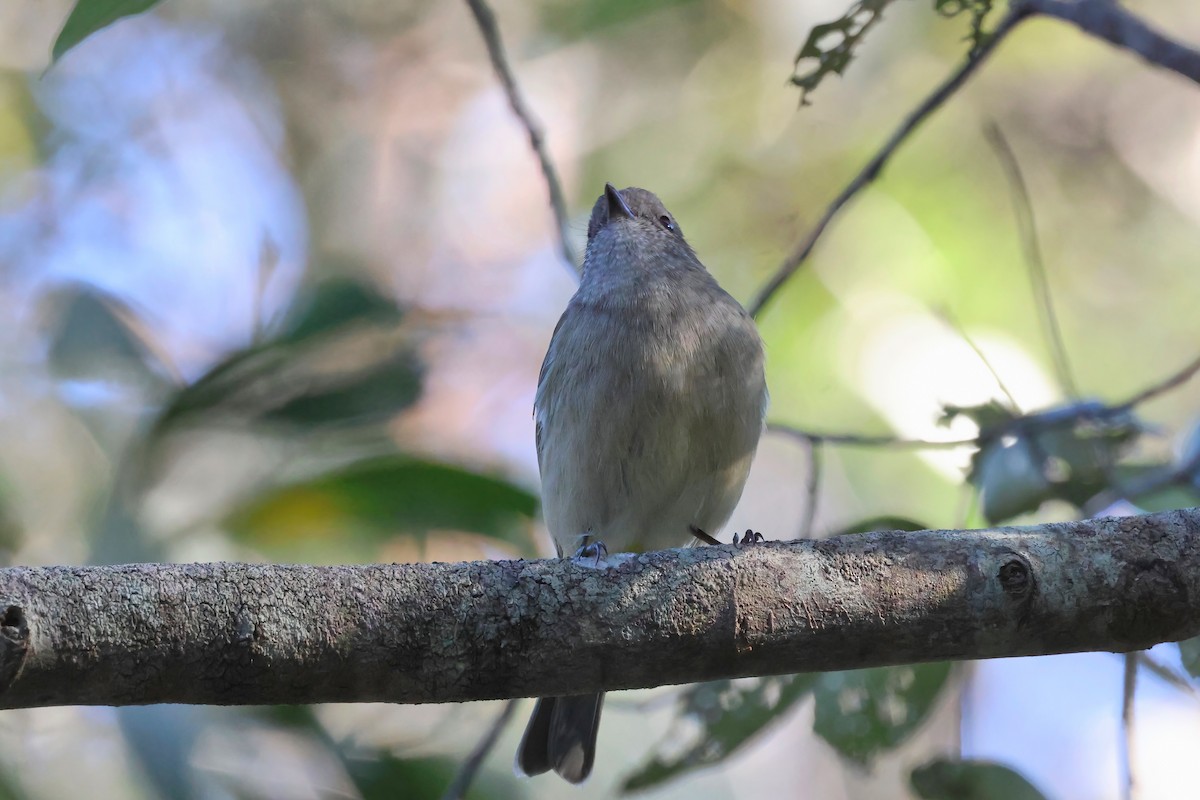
[[463, 0, 579, 274], [984, 123, 1080, 400], [1022, 0, 1200, 85], [748, 8, 1027, 317], [768, 423, 977, 450], [799, 436, 822, 539], [1115, 352, 1200, 411], [936, 307, 1024, 413], [1121, 652, 1139, 800], [753, 0, 1200, 318], [440, 699, 519, 800], [1133, 652, 1199, 700]]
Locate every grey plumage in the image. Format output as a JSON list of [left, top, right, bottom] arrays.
[[516, 184, 767, 783]]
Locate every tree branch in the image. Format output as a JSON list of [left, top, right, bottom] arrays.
[[1, 509, 1199, 709], [463, 0, 578, 274], [752, 0, 1200, 317], [748, 8, 1028, 317], [1022, 0, 1200, 85]]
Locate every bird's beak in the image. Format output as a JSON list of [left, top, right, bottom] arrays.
[[605, 183, 634, 221]]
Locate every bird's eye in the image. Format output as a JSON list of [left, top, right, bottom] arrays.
[[659, 215, 675, 231]]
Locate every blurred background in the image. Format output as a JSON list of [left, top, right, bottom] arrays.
[[2, 0, 1200, 798]]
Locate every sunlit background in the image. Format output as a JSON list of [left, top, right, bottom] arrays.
[[2, 0, 1200, 798]]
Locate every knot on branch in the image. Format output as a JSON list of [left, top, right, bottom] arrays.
[[998, 555, 1032, 598]]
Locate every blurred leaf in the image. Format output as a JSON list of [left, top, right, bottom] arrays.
[[260, 706, 518, 800], [277, 276, 403, 344], [911, 758, 1047, 800], [792, 0, 1000, 103], [117, 705, 209, 800], [264, 344, 421, 426], [934, 0, 997, 55], [0, 476, 21, 562], [226, 456, 538, 552], [832, 516, 930, 535], [351, 753, 520, 800], [44, 283, 164, 388], [792, 0, 896, 104], [970, 436, 1049, 524], [964, 402, 1142, 524], [0, 768, 26, 800], [939, 400, 1018, 432], [1178, 637, 1200, 679], [813, 663, 951, 764], [541, 0, 701, 39], [622, 674, 819, 792], [146, 278, 419, 440], [52, 0, 164, 63]]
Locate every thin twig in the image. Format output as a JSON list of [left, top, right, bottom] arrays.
[[1133, 652, 1199, 700], [768, 423, 977, 450], [463, 0, 578, 274], [441, 699, 519, 800], [1121, 651, 1138, 800], [984, 122, 1079, 399], [1115, 352, 1200, 411], [799, 436, 822, 538], [936, 307, 1023, 413], [748, 9, 1028, 317]]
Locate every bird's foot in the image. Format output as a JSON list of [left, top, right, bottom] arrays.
[[572, 534, 609, 566], [733, 529, 766, 547], [688, 525, 720, 546]]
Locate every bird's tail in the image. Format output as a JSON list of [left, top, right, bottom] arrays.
[[515, 693, 605, 784]]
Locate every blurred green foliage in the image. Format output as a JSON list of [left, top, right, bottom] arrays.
[[622, 674, 820, 791], [911, 758, 1048, 800], [813, 663, 952, 764], [226, 456, 538, 556], [53, 0, 164, 62]]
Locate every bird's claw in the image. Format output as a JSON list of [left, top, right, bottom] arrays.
[[572, 534, 608, 566], [733, 529, 765, 547]]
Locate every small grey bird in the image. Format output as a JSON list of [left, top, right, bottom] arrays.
[[515, 184, 767, 783]]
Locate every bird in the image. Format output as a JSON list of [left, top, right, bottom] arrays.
[[515, 184, 767, 783]]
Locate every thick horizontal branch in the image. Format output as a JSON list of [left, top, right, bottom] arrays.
[[1, 509, 1199, 709]]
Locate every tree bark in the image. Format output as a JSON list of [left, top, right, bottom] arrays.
[[0, 508, 1197, 709]]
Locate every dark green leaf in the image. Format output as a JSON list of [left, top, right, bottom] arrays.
[[813, 663, 952, 764], [832, 516, 930, 535], [256, 706, 518, 800], [971, 436, 1049, 524], [0, 768, 26, 800], [1178, 637, 1200, 679], [277, 277, 403, 344], [911, 758, 1047, 800], [264, 346, 421, 426], [146, 279, 419, 438], [347, 753, 519, 800], [621, 674, 818, 792], [225, 456, 538, 553], [541, 0, 701, 39], [52, 0, 163, 63]]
